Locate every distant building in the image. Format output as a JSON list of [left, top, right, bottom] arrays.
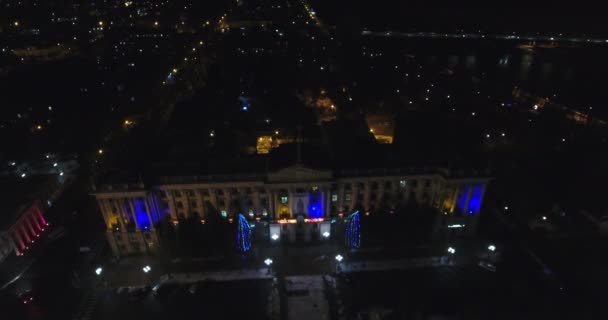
[[0, 176, 63, 263], [92, 165, 489, 257]]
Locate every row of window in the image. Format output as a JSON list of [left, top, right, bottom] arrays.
[[160, 179, 435, 199], [164, 188, 435, 210]]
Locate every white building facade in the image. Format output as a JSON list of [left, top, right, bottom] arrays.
[[92, 165, 490, 257]]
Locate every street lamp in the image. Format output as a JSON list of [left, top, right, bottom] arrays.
[[95, 267, 103, 275], [142, 265, 151, 273], [488, 245, 496, 252]]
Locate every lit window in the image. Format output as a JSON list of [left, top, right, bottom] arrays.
[[399, 180, 407, 188], [331, 194, 338, 202], [345, 193, 352, 201], [281, 196, 288, 204]]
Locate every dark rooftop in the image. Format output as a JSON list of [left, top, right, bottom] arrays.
[[0, 175, 54, 229]]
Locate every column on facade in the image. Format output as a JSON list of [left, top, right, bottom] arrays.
[[476, 184, 487, 212], [195, 190, 205, 219], [12, 231, 25, 250], [255, 189, 261, 215], [112, 198, 128, 230], [24, 213, 37, 237], [463, 184, 473, 214], [148, 194, 163, 221], [377, 181, 385, 208], [128, 198, 141, 230], [28, 211, 41, 231], [324, 188, 330, 217], [288, 189, 294, 216], [33, 205, 47, 226], [110, 198, 126, 230], [11, 236, 22, 256], [20, 224, 32, 243], [268, 190, 275, 219], [337, 183, 345, 212], [143, 197, 155, 230], [363, 182, 371, 212], [29, 208, 43, 230]]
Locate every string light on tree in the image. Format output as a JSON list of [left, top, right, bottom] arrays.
[[345, 211, 361, 249], [237, 214, 252, 252]]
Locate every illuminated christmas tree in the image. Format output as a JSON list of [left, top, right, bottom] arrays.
[[345, 211, 361, 249], [237, 213, 251, 252]]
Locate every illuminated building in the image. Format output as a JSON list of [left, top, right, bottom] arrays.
[[92, 165, 489, 257], [365, 113, 395, 144], [256, 136, 274, 154], [0, 175, 63, 263]]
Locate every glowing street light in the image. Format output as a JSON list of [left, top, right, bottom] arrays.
[[142, 265, 151, 273], [542, 216, 547, 221], [488, 245, 496, 252], [264, 258, 273, 266], [447, 247, 456, 254], [98, 149, 104, 155], [95, 267, 103, 275], [335, 254, 343, 262]]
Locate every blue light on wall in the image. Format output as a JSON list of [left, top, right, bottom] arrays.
[[456, 184, 471, 212], [308, 193, 322, 218], [467, 184, 484, 215], [133, 198, 152, 230]]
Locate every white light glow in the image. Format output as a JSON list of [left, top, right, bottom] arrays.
[[322, 231, 330, 238], [335, 254, 343, 262], [271, 234, 279, 240], [447, 224, 465, 228]]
